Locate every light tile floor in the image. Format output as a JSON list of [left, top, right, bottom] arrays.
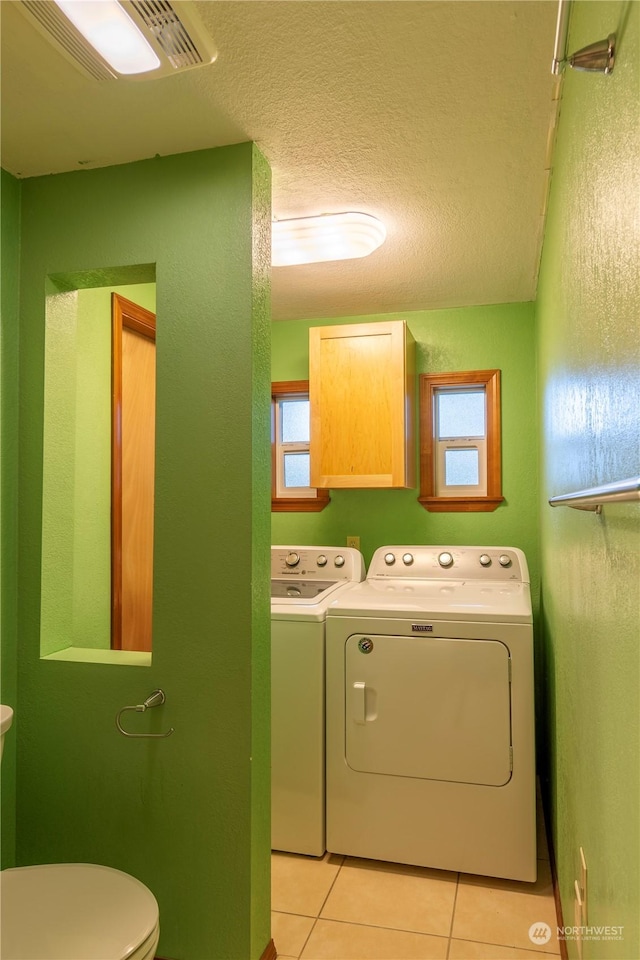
[[271, 805, 560, 960]]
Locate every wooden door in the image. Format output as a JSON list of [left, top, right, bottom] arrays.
[[111, 293, 156, 652]]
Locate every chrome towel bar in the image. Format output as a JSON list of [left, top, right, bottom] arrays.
[[549, 476, 640, 514], [116, 689, 174, 738], [551, 0, 616, 75]]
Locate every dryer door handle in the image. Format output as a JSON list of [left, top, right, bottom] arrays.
[[351, 681, 367, 724], [350, 681, 378, 724], [351, 680, 374, 723]]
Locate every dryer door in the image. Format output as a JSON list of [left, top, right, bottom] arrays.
[[345, 634, 512, 786]]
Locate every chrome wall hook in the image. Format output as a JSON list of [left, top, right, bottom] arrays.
[[116, 688, 174, 738]]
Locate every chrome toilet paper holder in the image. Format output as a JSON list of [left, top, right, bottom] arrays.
[[116, 689, 174, 739]]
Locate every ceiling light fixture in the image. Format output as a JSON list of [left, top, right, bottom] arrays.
[[272, 212, 387, 267], [20, 1, 216, 81], [54, 0, 160, 75]]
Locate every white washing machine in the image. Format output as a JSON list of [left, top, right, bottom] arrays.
[[271, 545, 365, 856], [325, 544, 536, 881]]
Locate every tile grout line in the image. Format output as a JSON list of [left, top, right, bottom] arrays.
[[316, 854, 346, 914], [445, 871, 460, 960], [299, 921, 560, 959], [297, 854, 346, 959], [291, 916, 561, 960], [452, 935, 561, 957], [296, 912, 453, 940]]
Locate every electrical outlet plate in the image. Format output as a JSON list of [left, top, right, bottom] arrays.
[[346, 536, 360, 549]]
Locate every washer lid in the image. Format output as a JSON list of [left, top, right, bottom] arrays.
[[0, 863, 159, 960], [326, 578, 532, 623], [271, 578, 337, 600], [271, 578, 360, 620]]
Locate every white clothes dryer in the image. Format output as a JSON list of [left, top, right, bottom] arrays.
[[271, 545, 365, 856], [325, 545, 536, 881]]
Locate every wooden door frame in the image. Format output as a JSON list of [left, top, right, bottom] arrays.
[[111, 293, 156, 650]]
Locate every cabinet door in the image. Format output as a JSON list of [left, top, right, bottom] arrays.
[[309, 320, 415, 488]]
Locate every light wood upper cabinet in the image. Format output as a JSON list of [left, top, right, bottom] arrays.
[[309, 320, 416, 488]]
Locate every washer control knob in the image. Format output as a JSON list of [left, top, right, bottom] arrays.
[[285, 552, 300, 567], [499, 554, 512, 567], [334, 555, 345, 567], [479, 554, 492, 567], [438, 552, 454, 568], [384, 553, 396, 565], [402, 553, 414, 565], [316, 555, 328, 567]]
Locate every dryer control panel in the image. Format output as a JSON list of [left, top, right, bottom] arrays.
[[368, 546, 529, 583], [271, 545, 365, 581]]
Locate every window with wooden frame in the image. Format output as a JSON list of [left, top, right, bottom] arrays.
[[271, 381, 330, 512], [419, 370, 503, 512]]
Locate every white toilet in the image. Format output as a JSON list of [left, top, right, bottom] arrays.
[[0, 706, 160, 960]]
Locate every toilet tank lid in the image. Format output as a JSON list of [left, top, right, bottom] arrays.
[[0, 863, 159, 960]]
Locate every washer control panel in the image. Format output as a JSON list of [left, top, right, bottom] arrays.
[[271, 546, 365, 581], [368, 546, 528, 582]]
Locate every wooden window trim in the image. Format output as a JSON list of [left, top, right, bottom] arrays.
[[418, 369, 504, 512], [271, 380, 330, 512]]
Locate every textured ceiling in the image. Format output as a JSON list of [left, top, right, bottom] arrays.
[[0, 1, 558, 320]]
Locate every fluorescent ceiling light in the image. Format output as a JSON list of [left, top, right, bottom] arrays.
[[54, 0, 161, 75], [272, 212, 387, 267]]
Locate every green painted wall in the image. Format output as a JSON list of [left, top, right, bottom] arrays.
[[1, 168, 21, 868], [272, 303, 540, 608], [40, 283, 156, 653], [15, 145, 272, 959], [249, 147, 273, 960], [536, 2, 639, 957]]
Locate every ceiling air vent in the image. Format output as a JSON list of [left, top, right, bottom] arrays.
[[129, 1, 207, 70], [18, 0, 217, 81]]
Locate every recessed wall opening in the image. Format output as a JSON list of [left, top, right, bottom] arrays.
[[40, 264, 156, 666]]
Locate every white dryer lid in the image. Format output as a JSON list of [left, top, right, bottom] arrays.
[[326, 578, 532, 623], [0, 863, 159, 960]]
